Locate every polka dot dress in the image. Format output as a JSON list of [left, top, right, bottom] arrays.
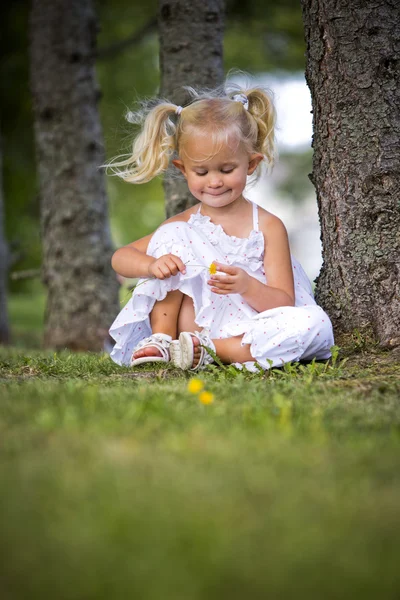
[[109, 202, 334, 370]]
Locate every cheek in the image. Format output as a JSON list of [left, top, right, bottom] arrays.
[[229, 172, 246, 187], [187, 175, 199, 188], [190, 179, 203, 190]]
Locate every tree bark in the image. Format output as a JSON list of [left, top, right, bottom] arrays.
[[159, 0, 225, 217], [301, 0, 400, 348], [30, 0, 119, 351], [0, 128, 10, 345]]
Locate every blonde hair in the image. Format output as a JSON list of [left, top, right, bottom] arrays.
[[108, 80, 277, 183]]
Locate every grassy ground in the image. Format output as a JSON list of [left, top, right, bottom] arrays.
[[1, 338, 400, 599], [7, 285, 45, 349], [2, 292, 400, 598]]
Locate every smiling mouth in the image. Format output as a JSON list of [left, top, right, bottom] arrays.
[[204, 190, 228, 197]]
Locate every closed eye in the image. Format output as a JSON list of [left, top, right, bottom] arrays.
[[221, 168, 234, 174]]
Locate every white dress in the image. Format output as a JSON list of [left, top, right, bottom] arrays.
[[109, 202, 334, 370]]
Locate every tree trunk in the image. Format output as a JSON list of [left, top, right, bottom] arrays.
[[301, 0, 400, 348], [30, 0, 119, 351], [0, 129, 10, 345], [159, 0, 225, 217]]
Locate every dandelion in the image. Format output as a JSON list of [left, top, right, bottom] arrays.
[[209, 262, 217, 275], [128, 261, 219, 299], [185, 261, 218, 275], [187, 378, 204, 394], [198, 391, 214, 405], [187, 378, 214, 405]]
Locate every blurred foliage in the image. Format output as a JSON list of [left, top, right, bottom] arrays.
[[96, 0, 164, 247], [7, 280, 45, 348], [1, 0, 308, 297], [225, 0, 306, 71], [276, 149, 314, 203], [1, 0, 40, 292]]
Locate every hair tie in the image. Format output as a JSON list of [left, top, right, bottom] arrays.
[[175, 106, 183, 116], [233, 94, 249, 111]]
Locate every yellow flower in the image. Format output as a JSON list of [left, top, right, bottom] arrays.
[[187, 378, 204, 394], [198, 391, 214, 405], [209, 262, 217, 275]]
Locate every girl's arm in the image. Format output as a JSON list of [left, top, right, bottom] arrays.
[[208, 214, 295, 311], [111, 233, 155, 278], [111, 213, 191, 279], [245, 213, 295, 311]]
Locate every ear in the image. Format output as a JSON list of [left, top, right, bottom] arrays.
[[172, 159, 187, 178], [247, 153, 264, 175]]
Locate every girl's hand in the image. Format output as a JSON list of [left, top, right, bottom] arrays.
[[148, 254, 186, 280], [207, 263, 250, 295]]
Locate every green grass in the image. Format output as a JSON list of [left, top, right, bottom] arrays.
[[1, 346, 400, 599], [8, 285, 45, 349]]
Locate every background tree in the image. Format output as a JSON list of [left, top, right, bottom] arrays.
[[30, 0, 119, 350], [3, 0, 309, 346], [158, 0, 225, 217], [301, 0, 400, 348], [0, 130, 10, 345], [1, 0, 305, 273]]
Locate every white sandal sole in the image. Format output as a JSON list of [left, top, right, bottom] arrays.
[[170, 331, 215, 371], [130, 355, 169, 367], [130, 333, 172, 367], [170, 332, 196, 370]]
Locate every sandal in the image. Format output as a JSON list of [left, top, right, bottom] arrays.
[[170, 330, 216, 371], [130, 333, 172, 367]]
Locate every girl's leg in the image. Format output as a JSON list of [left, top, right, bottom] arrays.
[[177, 294, 197, 333], [214, 337, 253, 363], [132, 290, 183, 360], [132, 291, 202, 362], [177, 294, 202, 364], [185, 334, 252, 368], [176, 295, 252, 368], [175, 305, 334, 369]]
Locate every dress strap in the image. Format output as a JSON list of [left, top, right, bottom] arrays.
[[252, 202, 259, 231]]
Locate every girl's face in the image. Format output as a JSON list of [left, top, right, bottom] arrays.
[[173, 131, 263, 209]]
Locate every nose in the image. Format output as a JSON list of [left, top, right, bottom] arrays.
[[208, 174, 223, 188]]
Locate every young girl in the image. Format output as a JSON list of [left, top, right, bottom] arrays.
[[108, 83, 334, 371]]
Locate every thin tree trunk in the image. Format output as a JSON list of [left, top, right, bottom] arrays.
[[30, 0, 119, 351], [301, 0, 400, 348], [0, 129, 10, 345], [159, 0, 225, 217]]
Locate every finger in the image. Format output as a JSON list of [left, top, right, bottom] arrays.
[[209, 275, 235, 285], [210, 287, 231, 295], [214, 263, 238, 276], [156, 264, 171, 279], [170, 255, 186, 274], [155, 268, 165, 280], [160, 265, 173, 278], [165, 259, 179, 276], [208, 281, 234, 291], [208, 277, 234, 287], [155, 266, 165, 279]]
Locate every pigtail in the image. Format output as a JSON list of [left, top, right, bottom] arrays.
[[107, 103, 179, 183], [108, 75, 278, 186], [246, 89, 277, 166], [225, 78, 277, 169]]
